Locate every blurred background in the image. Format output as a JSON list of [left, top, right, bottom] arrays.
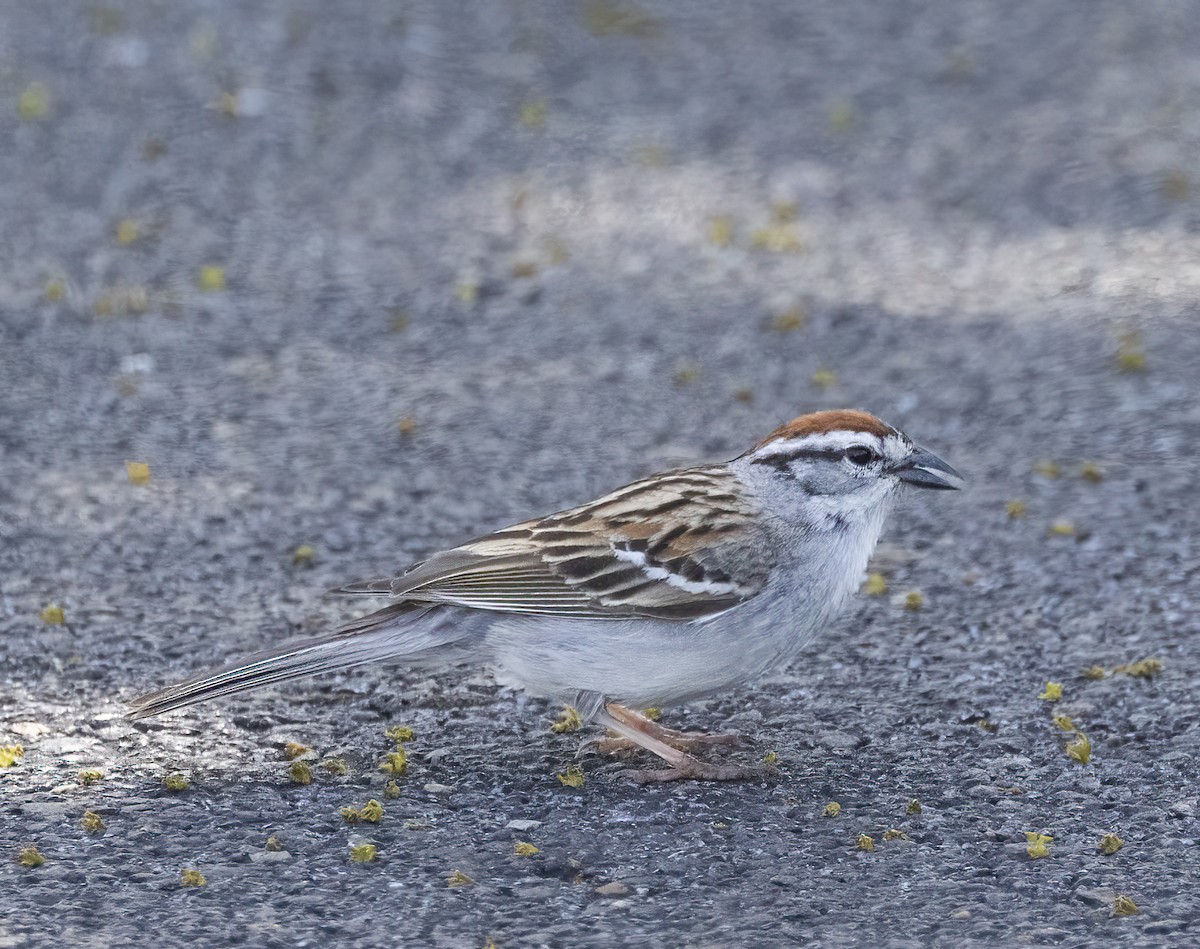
[[1, 2, 1198, 946]]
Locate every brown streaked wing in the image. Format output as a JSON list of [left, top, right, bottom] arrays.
[[373, 466, 771, 622]]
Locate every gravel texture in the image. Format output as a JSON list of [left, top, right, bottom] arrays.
[[2, 2, 1198, 947]]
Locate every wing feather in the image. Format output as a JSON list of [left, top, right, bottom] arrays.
[[338, 466, 772, 622]]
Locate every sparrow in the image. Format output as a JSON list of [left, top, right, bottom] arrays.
[[128, 409, 962, 782]]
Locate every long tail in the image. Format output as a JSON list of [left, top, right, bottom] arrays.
[[126, 603, 454, 720]]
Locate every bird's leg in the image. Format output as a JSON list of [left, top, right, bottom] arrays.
[[592, 703, 769, 783], [608, 705, 744, 748]]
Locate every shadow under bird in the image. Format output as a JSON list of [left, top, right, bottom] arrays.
[[128, 409, 962, 782]]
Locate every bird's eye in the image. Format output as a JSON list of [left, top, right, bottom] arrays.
[[845, 446, 878, 466]]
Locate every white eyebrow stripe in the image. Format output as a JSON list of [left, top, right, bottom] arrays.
[[756, 430, 892, 458], [611, 547, 739, 596]]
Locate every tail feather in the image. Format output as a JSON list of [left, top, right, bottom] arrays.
[[126, 603, 452, 720]]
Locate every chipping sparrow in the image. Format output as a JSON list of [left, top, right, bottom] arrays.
[[128, 409, 961, 782]]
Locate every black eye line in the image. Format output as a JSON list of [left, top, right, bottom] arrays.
[[752, 447, 872, 470]]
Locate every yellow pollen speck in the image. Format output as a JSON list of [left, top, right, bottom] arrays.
[[862, 573, 888, 596], [810, 369, 836, 389], [1098, 833, 1124, 855], [163, 772, 190, 792], [18, 83, 50, 121], [1047, 520, 1076, 537], [1112, 895, 1138, 917], [116, 219, 140, 245], [771, 307, 806, 332], [197, 266, 226, 292], [39, 604, 65, 625], [349, 843, 377, 863], [379, 750, 407, 775], [550, 706, 582, 734], [1039, 682, 1063, 702], [17, 845, 46, 868], [0, 746, 25, 768], [125, 461, 151, 485], [45, 279, 66, 301], [519, 100, 547, 127], [397, 415, 417, 436], [1034, 460, 1061, 479], [556, 766, 585, 788], [1024, 832, 1052, 859], [1065, 731, 1091, 764], [708, 215, 733, 247], [291, 545, 315, 566]]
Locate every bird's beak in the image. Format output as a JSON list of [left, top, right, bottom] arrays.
[[893, 447, 963, 490]]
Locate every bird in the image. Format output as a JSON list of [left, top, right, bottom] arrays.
[[127, 409, 962, 782]]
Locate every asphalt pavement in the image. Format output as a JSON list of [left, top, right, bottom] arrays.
[[1, 2, 1198, 946]]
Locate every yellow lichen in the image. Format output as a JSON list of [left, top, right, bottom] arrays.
[[0, 746, 25, 768], [197, 265, 226, 292], [81, 811, 106, 833], [550, 706, 583, 734], [1112, 895, 1138, 917], [288, 760, 313, 785], [1005, 500, 1027, 519], [882, 828, 909, 841], [94, 286, 150, 317], [827, 100, 855, 132], [383, 780, 402, 799], [906, 799, 922, 816], [855, 834, 875, 852], [180, 868, 206, 887], [162, 772, 190, 792], [379, 750, 407, 775], [822, 801, 841, 818], [1047, 520, 1077, 537], [673, 364, 699, 386], [349, 843, 377, 863], [1066, 731, 1091, 764], [45, 279, 66, 302], [384, 725, 414, 744], [447, 869, 475, 887], [640, 708, 661, 722], [321, 757, 349, 776], [809, 369, 836, 389], [1039, 682, 1063, 702], [125, 461, 151, 485], [264, 836, 283, 852], [556, 766, 585, 788], [17, 845, 46, 867], [283, 742, 311, 760], [513, 842, 540, 857], [1081, 665, 1107, 681], [1051, 715, 1075, 732], [397, 415, 418, 436], [1034, 460, 1061, 479], [862, 573, 888, 596], [762, 750, 778, 766], [1024, 832, 1052, 859], [78, 769, 104, 786], [903, 590, 924, 611], [1098, 833, 1124, 855]]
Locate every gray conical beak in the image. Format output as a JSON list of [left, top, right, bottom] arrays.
[[893, 447, 963, 490]]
